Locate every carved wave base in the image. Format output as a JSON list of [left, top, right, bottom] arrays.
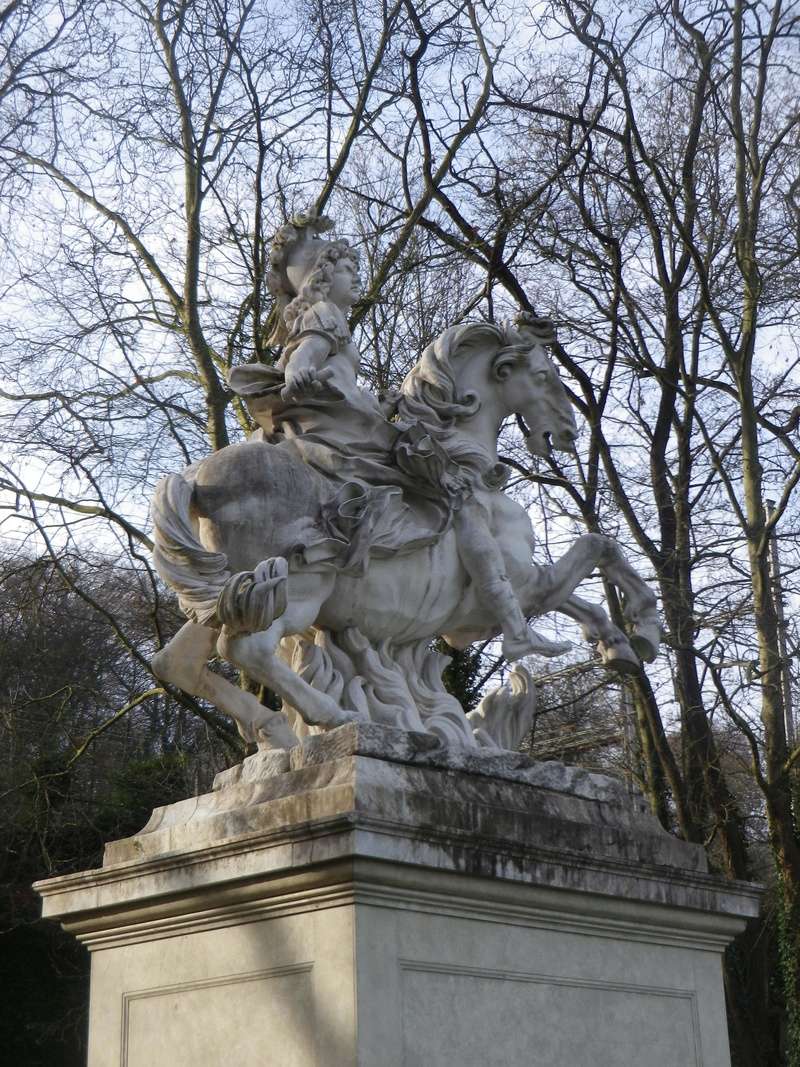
[[36, 724, 761, 1067]]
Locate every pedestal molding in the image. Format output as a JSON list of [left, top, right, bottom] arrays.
[[34, 732, 760, 1067], [49, 853, 754, 954]]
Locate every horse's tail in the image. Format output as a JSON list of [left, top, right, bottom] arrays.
[[152, 472, 231, 626], [151, 471, 289, 634]]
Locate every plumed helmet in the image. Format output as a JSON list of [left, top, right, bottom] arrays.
[[268, 211, 335, 298]]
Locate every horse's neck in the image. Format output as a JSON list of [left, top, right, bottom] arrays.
[[451, 407, 502, 466], [433, 425, 508, 496]]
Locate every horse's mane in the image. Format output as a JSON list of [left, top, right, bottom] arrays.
[[398, 322, 504, 423], [395, 322, 510, 491]]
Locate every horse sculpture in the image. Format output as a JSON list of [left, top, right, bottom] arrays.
[[149, 217, 659, 755]]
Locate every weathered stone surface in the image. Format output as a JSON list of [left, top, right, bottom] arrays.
[[219, 720, 648, 809], [101, 723, 690, 884], [35, 725, 760, 1067], [212, 745, 291, 790], [38, 723, 760, 923]]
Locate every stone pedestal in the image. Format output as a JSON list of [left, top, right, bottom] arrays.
[[36, 724, 761, 1067]]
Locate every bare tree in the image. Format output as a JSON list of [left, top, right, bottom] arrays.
[[330, 2, 800, 1059], [0, 0, 515, 764], [4, 1, 800, 1060]]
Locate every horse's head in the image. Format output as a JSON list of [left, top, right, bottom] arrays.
[[398, 316, 578, 459], [492, 317, 578, 457]]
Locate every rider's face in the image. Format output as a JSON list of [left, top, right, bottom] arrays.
[[327, 257, 362, 309]]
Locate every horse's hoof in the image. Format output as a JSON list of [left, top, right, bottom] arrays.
[[598, 641, 640, 675], [604, 657, 640, 676], [339, 706, 369, 725], [302, 700, 368, 730], [257, 711, 300, 750], [630, 623, 660, 663]]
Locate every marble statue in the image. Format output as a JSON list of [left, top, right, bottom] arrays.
[[150, 211, 660, 752]]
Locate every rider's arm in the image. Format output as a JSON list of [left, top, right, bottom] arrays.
[[281, 331, 333, 399]]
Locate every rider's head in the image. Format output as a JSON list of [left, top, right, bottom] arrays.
[[267, 212, 360, 345]]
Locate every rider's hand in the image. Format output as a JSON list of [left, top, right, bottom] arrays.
[[281, 366, 333, 402]]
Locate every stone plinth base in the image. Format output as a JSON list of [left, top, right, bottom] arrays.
[[36, 724, 761, 1067]]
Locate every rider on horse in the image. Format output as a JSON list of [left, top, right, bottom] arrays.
[[228, 212, 567, 661]]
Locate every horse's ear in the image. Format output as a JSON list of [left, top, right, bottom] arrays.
[[491, 350, 519, 382]]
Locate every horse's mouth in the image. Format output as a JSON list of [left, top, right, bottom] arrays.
[[517, 414, 553, 457]]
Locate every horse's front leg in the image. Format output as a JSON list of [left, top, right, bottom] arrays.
[[518, 533, 610, 614], [558, 594, 640, 674], [518, 533, 659, 663], [217, 569, 366, 731]]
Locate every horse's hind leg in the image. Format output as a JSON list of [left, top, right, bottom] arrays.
[[218, 572, 365, 730], [152, 622, 300, 749]]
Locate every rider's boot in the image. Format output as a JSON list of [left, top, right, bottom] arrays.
[[482, 575, 571, 661]]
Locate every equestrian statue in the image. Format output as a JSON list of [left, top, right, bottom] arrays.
[[150, 212, 660, 752]]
